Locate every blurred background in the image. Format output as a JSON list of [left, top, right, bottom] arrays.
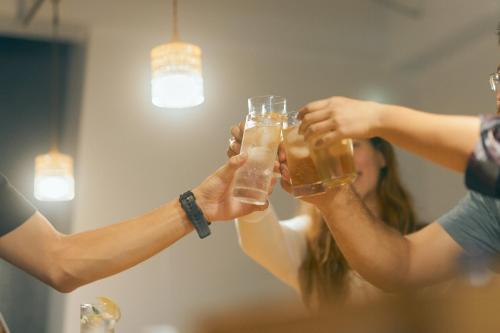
[[0, 0, 498, 332]]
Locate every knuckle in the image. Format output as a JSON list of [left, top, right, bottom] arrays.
[[229, 159, 239, 168]]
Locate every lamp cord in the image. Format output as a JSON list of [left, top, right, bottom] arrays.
[[171, 0, 180, 41], [50, 0, 60, 153]]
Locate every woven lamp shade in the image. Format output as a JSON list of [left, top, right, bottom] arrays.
[[151, 41, 204, 108], [34, 151, 75, 201]]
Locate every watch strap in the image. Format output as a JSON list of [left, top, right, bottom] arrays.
[[179, 191, 211, 239]]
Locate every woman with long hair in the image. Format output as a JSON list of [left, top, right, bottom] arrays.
[[228, 123, 417, 308]]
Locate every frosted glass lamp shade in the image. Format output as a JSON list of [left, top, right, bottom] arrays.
[[34, 152, 75, 201], [151, 42, 204, 108]]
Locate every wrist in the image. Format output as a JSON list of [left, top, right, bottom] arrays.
[[191, 187, 210, 220], [179, 189, 212, 238], [315, 185, 355, 216], [173, 200, 194, 234], [371, 102, 393, 138]]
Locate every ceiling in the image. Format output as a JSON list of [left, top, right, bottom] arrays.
[[0, 0, 497, 80]]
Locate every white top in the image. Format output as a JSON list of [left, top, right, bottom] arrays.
[[235, 206, 384, 305]]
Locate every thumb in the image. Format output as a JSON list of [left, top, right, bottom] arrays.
[[259, 200, 270, 211], [218, 153, 248, 181]]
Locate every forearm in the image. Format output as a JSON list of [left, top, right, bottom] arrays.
[[1, 154, 258, 292], [236, 207, 303, 290], [52, 200, 192, 291], [317, 186, 412, 291], [236, 207, 279, 254], [376, 105, 480, 172]]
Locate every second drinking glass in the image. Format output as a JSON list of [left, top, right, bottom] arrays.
[[283, 111, 357, 195], [283, 111, 325, 197]]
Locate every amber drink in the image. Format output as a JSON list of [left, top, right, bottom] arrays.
[[283, 112, 325, 197], [310, 138, 357, 188]]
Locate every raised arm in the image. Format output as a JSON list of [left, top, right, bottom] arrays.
[[0, 154, 267, 293], [0, 205, 191, 293], [227, 121, 308, 292], [310, 185, 463, 291], [236, 207, 309, 292], [298, 96, 480, 173]]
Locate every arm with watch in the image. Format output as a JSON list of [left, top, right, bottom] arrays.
[[0, 153, 268, 293]]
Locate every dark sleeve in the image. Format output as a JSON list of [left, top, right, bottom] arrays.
[[0, 173, 36, 237], [437, 191, 500, 257], [464, 114, 500, 198]]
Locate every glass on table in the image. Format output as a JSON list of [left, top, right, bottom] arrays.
[[81, 297, 120, 333]]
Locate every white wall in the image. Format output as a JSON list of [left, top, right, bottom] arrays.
[[61, 2, 398, 332], [0, 0, 499, 332]]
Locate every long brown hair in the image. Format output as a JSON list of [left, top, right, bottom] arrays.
[[298, 137, 416, 307]]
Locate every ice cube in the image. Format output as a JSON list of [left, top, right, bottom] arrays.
[[288, 146, 310, 159], [257, 125, 280, 148], [249, 146, 274, 164]]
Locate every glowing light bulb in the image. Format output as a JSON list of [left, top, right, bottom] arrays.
[[151, 42, 204, 108], [34, 152, 75, 201]]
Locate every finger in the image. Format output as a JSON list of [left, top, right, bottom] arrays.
[[226, 137, 240, 157], [230, 125, 243, 142], [278, 143, 287, 163], [280, 163, 290, 181], [298, 99, 330, 119], [273, 160, 280, 174], [257, 200, 270, 211], [299, 109, 331, 135], [219, 153, 248, 181], [280, 178, 293, 194], [230, 141, 241, 155], [303, 120, 336, 141], [229, 152, 247, 167], [270, 176, 277, 187]]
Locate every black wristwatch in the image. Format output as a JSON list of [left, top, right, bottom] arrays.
[[179, 191, 211, 239]]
